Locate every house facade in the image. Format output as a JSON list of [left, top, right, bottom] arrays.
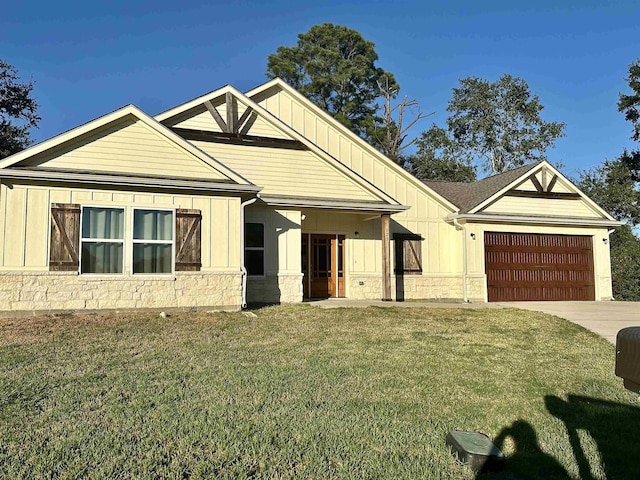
[[0, 79, 621, 312]]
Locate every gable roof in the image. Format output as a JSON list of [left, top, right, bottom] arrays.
[[0, 104, 255, 189], [245, 78, 460, 213], [425, 160, 618, 222], [424, 162, 541, 213], [156, 84, 405, 209]]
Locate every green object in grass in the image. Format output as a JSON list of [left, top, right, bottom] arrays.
[[446, 430, 505, 472]]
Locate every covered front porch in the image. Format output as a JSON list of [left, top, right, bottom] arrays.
[[244, 196, 407, 304]]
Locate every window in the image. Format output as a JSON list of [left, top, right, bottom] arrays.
[[245, 222, 264, 276], [133, 209, 174, 274], [80, 207, 125, 274], [394, 234, 422, 275], [50, 204, 200, 275]]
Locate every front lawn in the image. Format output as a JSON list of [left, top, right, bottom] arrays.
[[0, 305, 637, 479]]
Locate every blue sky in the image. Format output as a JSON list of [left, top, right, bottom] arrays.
[[2, 0, 638, 178]]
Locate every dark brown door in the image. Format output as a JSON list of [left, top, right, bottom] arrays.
[[302, 234, 345, 298], [485, 232, 595, 302]]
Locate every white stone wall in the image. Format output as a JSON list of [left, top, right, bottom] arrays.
[[0, 271, 242, 312], [347, 274, 475, 301], [246, 273, 303, 304]]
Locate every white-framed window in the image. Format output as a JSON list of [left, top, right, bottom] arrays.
[[132, 208, 174, 274], [80, 206, 125, 274], [245, 222, 265, 276]]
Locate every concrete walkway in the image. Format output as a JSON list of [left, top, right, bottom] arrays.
[[308, 298, 640, 345]]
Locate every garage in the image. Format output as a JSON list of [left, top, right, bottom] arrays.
[[485, 232, 595, 302]]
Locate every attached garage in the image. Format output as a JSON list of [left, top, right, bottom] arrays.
[[484, 232, 595, 302]]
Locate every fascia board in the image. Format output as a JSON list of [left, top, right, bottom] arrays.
[[446, 212, 623, 228], [0, 168, 262, 194]]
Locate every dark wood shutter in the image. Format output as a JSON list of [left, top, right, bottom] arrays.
[[49, 203, 81, 271], [394, 234, 422, 275], [175, 209, 202, 271]]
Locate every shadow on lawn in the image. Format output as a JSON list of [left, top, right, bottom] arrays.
[[545, 394, 640, 480], [478, 395, 640, 479], [477, 419, 570, 480]]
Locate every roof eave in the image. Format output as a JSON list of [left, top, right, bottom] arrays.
[[259, 194, 409, 214], [0, 168, 262, 195], [446, 212, 623, 228]]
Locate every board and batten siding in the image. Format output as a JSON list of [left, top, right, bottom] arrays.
[[0, 183, 241, 272], [192, 141, 380, 202], [245, 206, 302, 276], [251, 86, 463, 276], [19, 116, 229, 181]]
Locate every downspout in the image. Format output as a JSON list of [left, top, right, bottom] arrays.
[[240, 196, 258, 309], [607, 228, 616, 301], [453, 218, 469, 303]]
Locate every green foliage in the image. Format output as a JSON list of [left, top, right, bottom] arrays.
[[420, 74, 565, 175], [618, 59, 640, 142], [609, 225, 640, 301], [408, 125, 477, 182], [266, 23, 397, 138], [578, 60, 640, 301], [0, 60, 40, 159], [577, 151, 640, 225]]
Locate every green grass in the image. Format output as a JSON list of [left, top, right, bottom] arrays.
[[0, 305, 637, 479]]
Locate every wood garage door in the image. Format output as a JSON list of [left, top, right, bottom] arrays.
[[485, 232, 595, 302]]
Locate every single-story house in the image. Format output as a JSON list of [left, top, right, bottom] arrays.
[[0, 78, 621, 311]]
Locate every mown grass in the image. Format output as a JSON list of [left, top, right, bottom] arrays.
[[0, 305, 637, 479]]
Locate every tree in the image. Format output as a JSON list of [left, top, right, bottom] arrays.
[[408, 125, 477, 182], [0, 60, 40, 159], [577, 59, 640, 300], [266, 23, 397, 138], [618, 59, 640, 142], [419, 74, 565, 175], [366, 75, 433, 165], [577, 151, 640, 225]]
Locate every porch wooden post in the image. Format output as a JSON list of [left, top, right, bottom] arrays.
[[381, 213, 392, 301]]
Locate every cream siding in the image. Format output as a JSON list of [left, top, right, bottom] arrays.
[[252, 87, 461, 276], [20, 116, 229, 181], [168, 102, 292, 140], [246, 206, 302, 275], [0, 182, 241, 272], [482, 196, 601, 217], [514, 179, 539, 192], [191, 140, 380, 201]]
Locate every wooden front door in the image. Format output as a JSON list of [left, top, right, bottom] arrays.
[[485, 232, 595, 302], [302, 234, 345, 298]]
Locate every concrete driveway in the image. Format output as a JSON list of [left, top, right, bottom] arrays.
[[494, 301, 640, 344]]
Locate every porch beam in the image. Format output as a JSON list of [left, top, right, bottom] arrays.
[[381, 213, 392, 301]]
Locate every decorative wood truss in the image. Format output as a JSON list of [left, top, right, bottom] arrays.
[[506, 165, 581, 199], [170, 92, 306, 150]]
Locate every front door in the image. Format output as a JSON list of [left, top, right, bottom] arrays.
[[302, 234, 345, 298]]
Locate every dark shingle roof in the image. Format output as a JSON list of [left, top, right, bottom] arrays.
[[424, 162, 542, 213]]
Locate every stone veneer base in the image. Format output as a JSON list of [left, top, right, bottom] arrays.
[[0, 271, 243, 312]]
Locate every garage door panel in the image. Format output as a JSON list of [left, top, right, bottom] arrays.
[[485, 232, 595, 302]]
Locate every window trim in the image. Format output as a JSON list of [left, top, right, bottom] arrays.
[[79, 205, 125, 275], [245, 221, 265, 278], [130, 207, 176, 276]]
